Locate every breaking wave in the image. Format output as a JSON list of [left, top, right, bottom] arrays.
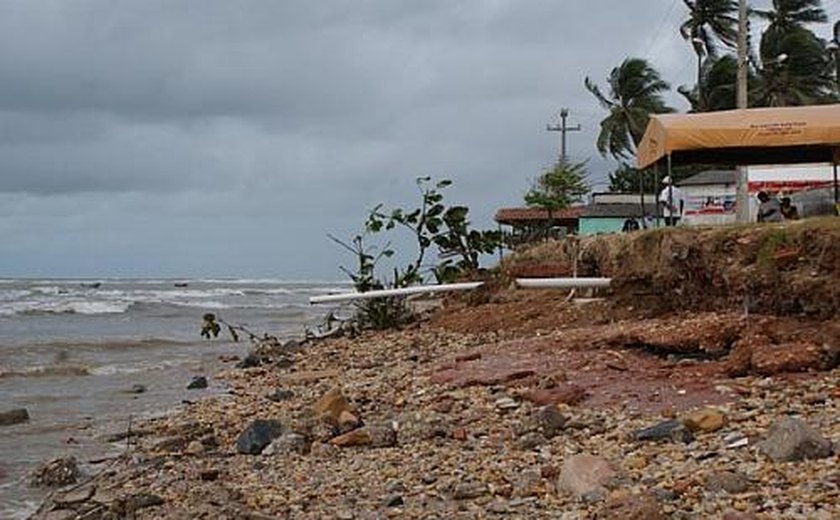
[[0, 365, 91, 379]]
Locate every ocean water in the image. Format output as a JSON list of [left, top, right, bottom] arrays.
[[0, 278, 347, 519]]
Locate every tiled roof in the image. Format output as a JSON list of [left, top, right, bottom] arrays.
[[494, 206, 584, 224]]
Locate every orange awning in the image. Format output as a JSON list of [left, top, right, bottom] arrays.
[[636, 104, 840, 169]]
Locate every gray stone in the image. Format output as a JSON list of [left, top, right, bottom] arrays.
[[384, 494, 404, 507], [235, 353, 262, 369], [452, 481, 488, 500], [235, 419, 284, 455], [633, 419, 694, 444], [54, 484, 96, 505], [186, 376, 208, 389], [0, 408, 29, 426], [757, 417, 833, 462], [263, 433, 309, 456], [556, 454, 617, 500], [516, 432, 545, 451], [266, 388, 295, 402], [533, 405, 568, 438], [706, 470, 752, 494], [396, 412, 449, 444]]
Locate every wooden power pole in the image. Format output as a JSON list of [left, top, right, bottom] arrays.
[[735, 0, 750, 223]]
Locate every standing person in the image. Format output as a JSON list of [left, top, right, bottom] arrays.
[[658, 176, 685, 226], [756, 191, 783, 222]]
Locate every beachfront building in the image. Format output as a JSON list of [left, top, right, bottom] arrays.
[[494, 206, 583, 247], [678, 170, 737, 227], [578, 192, 659, 236]]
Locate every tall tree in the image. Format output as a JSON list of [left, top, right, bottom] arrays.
[[524, 158, 590, 213], [584, 58, 674, 161], [678, 54, 740, 111], [753, 0, 828, 58], [680, 0, 739, 56], [752, 27, 838, 106]]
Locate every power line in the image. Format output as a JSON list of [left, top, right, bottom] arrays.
[[641, 0, 682, 61]]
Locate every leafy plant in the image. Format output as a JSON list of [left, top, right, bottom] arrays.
[[332, 177, 501, 329]]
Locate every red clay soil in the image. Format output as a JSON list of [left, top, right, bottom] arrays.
[[428, 307, 839, 414]]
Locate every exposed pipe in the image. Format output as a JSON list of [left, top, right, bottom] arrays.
[[309, 282, 484, 304], [516, 277, 612, 289]]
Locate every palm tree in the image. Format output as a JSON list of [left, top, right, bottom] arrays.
[[753, 27, 838, 106], [680, 0, 739, 106], [584, 58, 674, 160], [680, 0, 739, 55], [753, 0, 827, 59], [678, 54, 740, 111]]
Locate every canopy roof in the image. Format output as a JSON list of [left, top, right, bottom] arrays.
[[636, 104, 840, 170]]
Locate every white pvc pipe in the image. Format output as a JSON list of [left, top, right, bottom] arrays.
[[516, 277, 612, 289], [309, 281, 484, 304]]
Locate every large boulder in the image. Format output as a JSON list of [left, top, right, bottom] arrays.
[[757, 417, 833, 462], [235, 419, 284, 455]]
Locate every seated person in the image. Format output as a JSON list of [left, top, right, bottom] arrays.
[[779, 196, 799, 220]]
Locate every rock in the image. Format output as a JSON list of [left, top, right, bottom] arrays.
[[533, 405, 568, 438], [706, 470, 752, 494], [266, 388, 295, 402], [682, 408, 726, 433], [187, 376, 208, 389], [516, 432, 545, 451], [54, 484, 96, 505], [235, 353, 262, 369], [756, 417, 833, 462], [235, 419, 284, 455], [513, 470, 542, 497], [275, 355, 295, 368], [200, 469, 220, 481], [330, 423, 396, 448], [495, 396, 520, 410], [185, 440, 204, 455], [113, 492, 164, 515], [306, 443, 337, 462], [556, 454, 618, 500], [313, 388, 359, 429], [264, 433, 310, 456], [632, 419, 694, 444], [43, 510, 77, 520], [123, 384, 146, 394], [0, 408, 30, 426], [396, 412, 449, 443], [29, 457, 80, 487], [596, 493, 665, 520], [451, 481, 488, 500], [384, 494, 404, 507]]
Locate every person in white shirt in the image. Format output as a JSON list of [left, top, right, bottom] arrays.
[[658, 176, 685, 226]]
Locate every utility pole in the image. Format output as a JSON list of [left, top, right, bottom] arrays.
[[546, 108, 581, 161], [735, 0, 749, 223], [736, 0, 748, 109]]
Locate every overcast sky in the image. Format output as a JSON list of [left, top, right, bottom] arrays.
[[1, 1, 837, 279]]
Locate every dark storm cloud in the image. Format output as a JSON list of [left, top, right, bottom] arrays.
[[4, 0, 771, 275]]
